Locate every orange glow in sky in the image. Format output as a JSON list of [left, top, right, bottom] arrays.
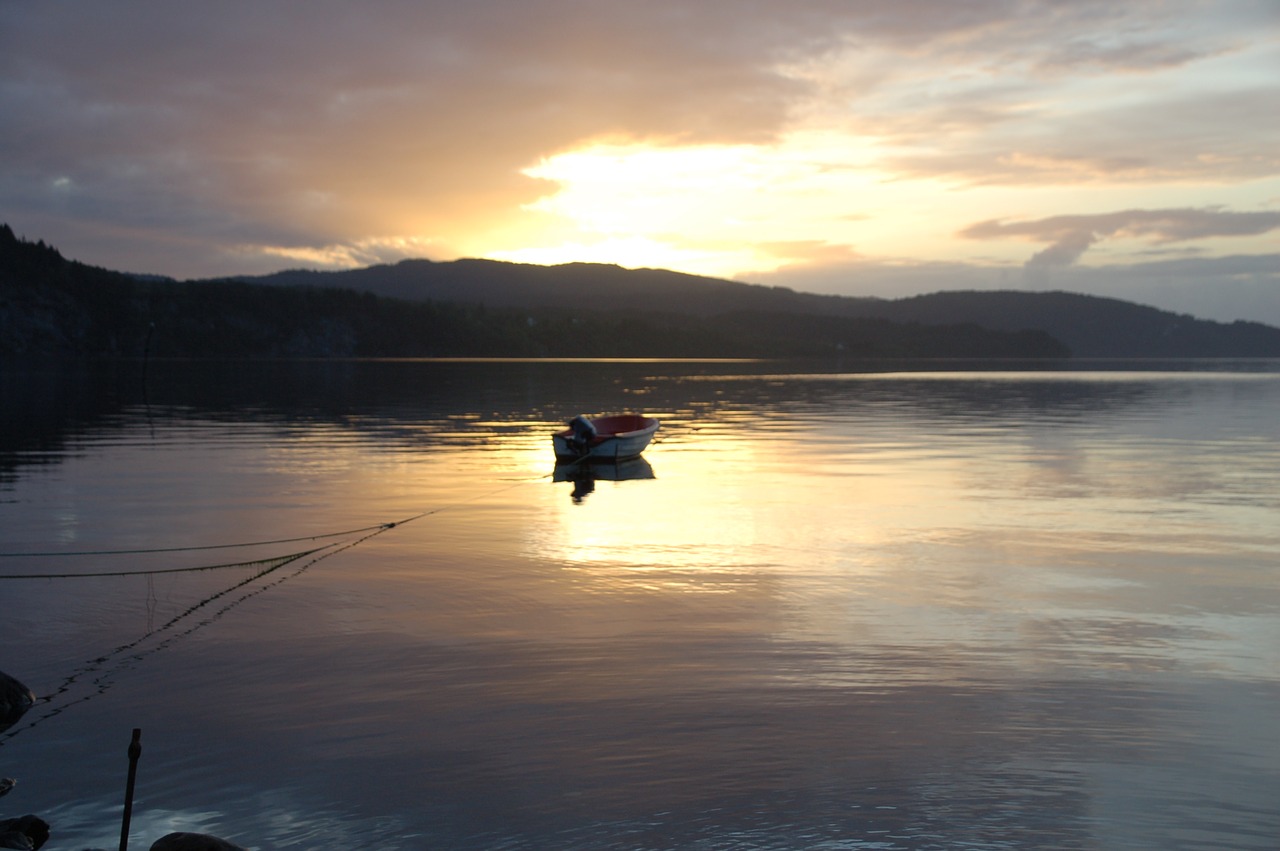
[[3, 1, 1278, 322]]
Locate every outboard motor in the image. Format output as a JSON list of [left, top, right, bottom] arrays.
[[567, 415, 597, 454]]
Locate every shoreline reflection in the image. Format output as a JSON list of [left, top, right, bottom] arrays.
[[1, 360, 1277, 849]]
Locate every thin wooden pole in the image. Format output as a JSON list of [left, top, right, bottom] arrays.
[[119, 728, 142, 851]]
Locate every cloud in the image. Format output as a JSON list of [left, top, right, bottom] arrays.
[[752, 241, 866, 266], [870, 82, 1280, 186], [1026, 231, 1100, 268], [960, 208, 1280, 268], [1, 1, 1277, 278], [1, 1, 864, 273]]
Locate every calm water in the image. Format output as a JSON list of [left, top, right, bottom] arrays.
[[1, 359, 1278, 850]]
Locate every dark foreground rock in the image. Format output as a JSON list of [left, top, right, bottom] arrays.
[[150, 833, 248, 851], [1, 671, 250, 851], [0, 672, 35, 734], [0, 670, 35, 808], [0, 815, 49, 850]]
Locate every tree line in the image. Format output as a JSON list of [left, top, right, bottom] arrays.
[[1, 224, 1068, 359]]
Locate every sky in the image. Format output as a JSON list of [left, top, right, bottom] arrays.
[[2, 0, 1279, 323]]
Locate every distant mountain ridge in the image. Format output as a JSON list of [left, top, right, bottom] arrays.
[[4, 223, 1280, 358], [853, 290, 1280, 358], [246, 259, 858, 316], [244, 257, 1280, 358], [0, 225, 1061, 358]]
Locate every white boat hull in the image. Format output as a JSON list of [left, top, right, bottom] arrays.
[[552, 415, 659, 461]]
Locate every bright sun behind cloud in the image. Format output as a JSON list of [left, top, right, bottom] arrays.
[[490, 135, 899, 277], [486, 132, 1055, 279]]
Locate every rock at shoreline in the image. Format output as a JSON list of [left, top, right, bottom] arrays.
[[0, 814, 49, 850], [150, 833, 248, 851], [0, 672, 35, 734]]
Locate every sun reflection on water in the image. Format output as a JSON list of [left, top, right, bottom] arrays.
[[5, 361, 1279, 850]]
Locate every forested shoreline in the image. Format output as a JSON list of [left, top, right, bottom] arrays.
[[0, 225, 1068, 359], [7, 224, 1280, 359]]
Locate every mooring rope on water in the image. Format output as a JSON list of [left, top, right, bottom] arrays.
[[0, 521, 397, 744], [0, 468, 559, 580], [0, 544, 338, 580], [0, 465, 575, 739], [0, 522, 398, 559], [0, 459, 569, 567]]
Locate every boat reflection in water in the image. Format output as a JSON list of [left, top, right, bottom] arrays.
[[553, 456, 655, 503]]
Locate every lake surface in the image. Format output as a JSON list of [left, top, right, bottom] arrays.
[[2, 359, 1278, 850]]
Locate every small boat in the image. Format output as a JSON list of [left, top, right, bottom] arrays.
[[553, 414, 660, 461]]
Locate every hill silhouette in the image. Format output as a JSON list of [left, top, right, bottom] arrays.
[[4, 223, 1279, 358], [249, 259, 856, 316], [846, 290, 1280, 358], [0, 225, 1063, 358], [246, 256, 1280, 358]]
